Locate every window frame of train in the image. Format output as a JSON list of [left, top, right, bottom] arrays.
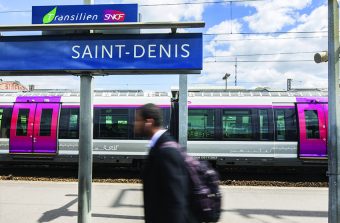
[[188, 109, 216, 140], [256, 108, 274, 141], [59, 108, 80, 139], [221, 109, 257, 141], [94, 108, 130, 139], [273, 108, 298, 142]]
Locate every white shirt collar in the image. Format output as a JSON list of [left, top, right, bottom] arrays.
[[149, 129, 167, 149]]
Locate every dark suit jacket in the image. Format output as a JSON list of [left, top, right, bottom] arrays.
[[143, 132, 198, 223]]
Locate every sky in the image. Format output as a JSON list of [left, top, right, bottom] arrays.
[[0, 0, 328, 92]]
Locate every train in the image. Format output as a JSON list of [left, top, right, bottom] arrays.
[[0, 89, 329, 167]]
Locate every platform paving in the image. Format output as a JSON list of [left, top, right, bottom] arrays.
[[0, 181, 327, 223]]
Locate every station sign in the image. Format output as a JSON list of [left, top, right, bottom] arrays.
[[32, 4, 138, 24], [0, 33, 202, 74]]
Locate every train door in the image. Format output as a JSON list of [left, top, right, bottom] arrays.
[[297, 103, 327, 158], [10, 101, 60, 154], [10, 103, 35, 153], [33, 103, 60, 153]]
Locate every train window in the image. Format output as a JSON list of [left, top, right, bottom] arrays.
[[284, 109, 297, 141], [59, 108, 79, 139], [305, 110, 320, 139], [162, 109, 170, 129], [0, 108, 12, 138], [40, 109, 53, 136], [259, 109, 270, 140], [188, 109, 215, 140], [16, 109, 29, 136], [94, 109, 129, 139], [275, 110, 286, 140], [274, 109, 297, 141], [222, 110, 253, 140]]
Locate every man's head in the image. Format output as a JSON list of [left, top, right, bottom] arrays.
[[134, 103, 163, 138]]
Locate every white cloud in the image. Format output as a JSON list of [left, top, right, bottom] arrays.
[[294, 4, 327, 32], [194, 3, 328, 90], [113, 0, 206, 22], [243, 0, 312, 32], [205, 20, 243, 55], [95, 0, 206, 34]]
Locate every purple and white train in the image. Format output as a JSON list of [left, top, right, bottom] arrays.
[[0, 90, 328, 167]]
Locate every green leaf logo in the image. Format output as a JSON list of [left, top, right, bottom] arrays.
[[43, 7, 57, 24]]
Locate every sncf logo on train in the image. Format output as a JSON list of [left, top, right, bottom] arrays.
[[32, 4, 137, 24]]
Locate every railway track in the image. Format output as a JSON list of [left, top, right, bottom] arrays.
[[0, 165, 328, 187]]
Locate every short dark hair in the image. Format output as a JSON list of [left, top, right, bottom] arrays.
[[138, 103, 163, 127]]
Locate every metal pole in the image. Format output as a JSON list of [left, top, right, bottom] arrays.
[[78, 3, 94, 223], [178, 74, 188, 149], [328, 0, 340, 222], [78, 75, 94, 223]]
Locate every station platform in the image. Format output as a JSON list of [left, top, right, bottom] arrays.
[[0, 181, 327, 223]]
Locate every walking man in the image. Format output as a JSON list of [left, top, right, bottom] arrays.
[[134, 103, 198, 223]]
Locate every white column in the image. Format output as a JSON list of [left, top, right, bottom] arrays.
[[178, 75, 188, 149]]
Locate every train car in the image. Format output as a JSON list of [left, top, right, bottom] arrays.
[[172, 90, 328, 167], [0, 91, 171, 167], [0, 90, 329, 167]]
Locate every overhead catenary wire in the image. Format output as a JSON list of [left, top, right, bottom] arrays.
[[203, 30, 328, 36], [204, 59, 315, 63], [192, 81, 277, 84], [141, 0, 265, 6], [204, 35, 328, 42], [206, 51, 323, 57]]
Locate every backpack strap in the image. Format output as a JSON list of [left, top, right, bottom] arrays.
[[160, 141, 181, 150], [160, 141, 204, 190]]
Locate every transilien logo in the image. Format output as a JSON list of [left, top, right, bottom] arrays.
[[43, 7, 57, 24]]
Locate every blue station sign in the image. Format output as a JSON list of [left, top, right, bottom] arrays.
[[32, 4, 138, 24], [0, 33, 202, 74]]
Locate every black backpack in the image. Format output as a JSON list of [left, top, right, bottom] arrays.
[[161, 141, 222, 222]]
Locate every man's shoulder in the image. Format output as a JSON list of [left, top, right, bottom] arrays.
[[154, 132, 175, 148], [153, 134, 181, 156], [157, 138, 183, 159]]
